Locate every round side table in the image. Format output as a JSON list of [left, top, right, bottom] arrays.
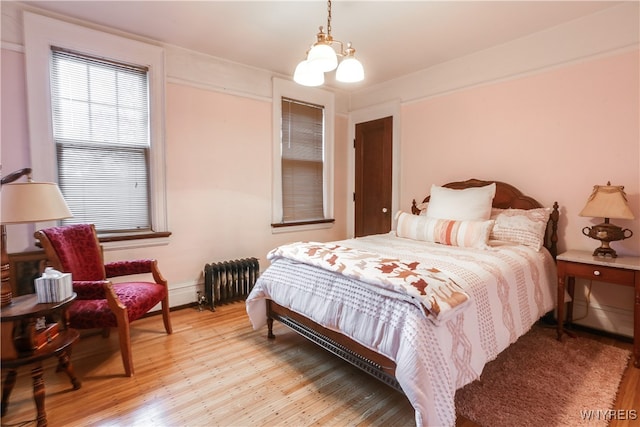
[[1, 293, 81, 427]]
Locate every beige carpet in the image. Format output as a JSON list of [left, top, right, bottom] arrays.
[[455, 325, 631, 427]]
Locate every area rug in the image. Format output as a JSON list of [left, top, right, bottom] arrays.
[[455, 325, 631, 427]]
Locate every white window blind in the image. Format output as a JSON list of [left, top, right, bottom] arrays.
[[281, 97, 325, 223], [50, 48, 151, 233]]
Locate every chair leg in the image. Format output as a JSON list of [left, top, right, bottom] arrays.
[[103, 281, 134, 377], [116, 318, 133, 377], [161, 297, 172, 334]]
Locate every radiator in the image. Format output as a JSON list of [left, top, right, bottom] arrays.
[[204, 258, 259, 310]]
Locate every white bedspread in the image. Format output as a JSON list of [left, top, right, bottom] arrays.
[[246, 233, 557, 426]]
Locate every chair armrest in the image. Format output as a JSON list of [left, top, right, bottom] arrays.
[[105, 259, 168, 287], [105, 259, 155, 278], [103, 281, 126, 313], [73, 280, 110, 299]]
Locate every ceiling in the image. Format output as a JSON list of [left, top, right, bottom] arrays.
[[21, 1, 622, 89]]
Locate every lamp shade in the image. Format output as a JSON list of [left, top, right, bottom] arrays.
[[307, 43, 338, 72], [293, 60, 324, 87], [336, 57, 364, 83], [1, 182, 73, 224], [579, 184, 635, 220]]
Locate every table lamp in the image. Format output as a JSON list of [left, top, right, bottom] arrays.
[[579, 181, 634, 258], [1, 168, 72, 306]]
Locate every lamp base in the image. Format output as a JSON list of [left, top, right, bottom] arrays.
[[1, 269, 12, 306], [592, 245, 618, 258], [0, 289, 11, 306], [1, 225, 12, 306], [582, 221, 634, 259]]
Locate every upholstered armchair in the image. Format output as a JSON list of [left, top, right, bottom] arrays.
[[34, 224, 172, 377]]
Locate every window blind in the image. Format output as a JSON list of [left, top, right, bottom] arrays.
[[50, 47, 151, 232], [281, 97, 325, 222]]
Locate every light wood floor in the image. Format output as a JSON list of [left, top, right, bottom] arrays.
[[1, 302, 638, 427]]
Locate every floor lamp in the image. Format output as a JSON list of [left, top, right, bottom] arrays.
[[1, 168, 72, 306]]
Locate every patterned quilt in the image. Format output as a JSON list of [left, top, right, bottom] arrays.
[[268, 241, 470, 324], [247, 233, 557, 426]]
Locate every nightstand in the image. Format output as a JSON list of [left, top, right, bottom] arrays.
[[556, 250, 640, 368]]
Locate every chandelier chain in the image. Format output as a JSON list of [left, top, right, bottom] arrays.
[[327, 0, 332, 36]]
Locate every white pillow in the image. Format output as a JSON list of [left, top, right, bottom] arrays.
[[425, 183, 496, 221], [490, 207, 552, 251], [395, 211, 494, 249]]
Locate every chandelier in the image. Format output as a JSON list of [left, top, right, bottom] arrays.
[[293, 0, 364, 86]]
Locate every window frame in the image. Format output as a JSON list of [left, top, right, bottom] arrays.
[[271, 78, 335, 232], [23, 12, 168, 247]]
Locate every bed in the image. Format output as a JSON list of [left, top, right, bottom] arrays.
[[246, 179, 559, 426]]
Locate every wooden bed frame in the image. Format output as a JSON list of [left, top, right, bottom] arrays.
[[266, 179, 560, 393]]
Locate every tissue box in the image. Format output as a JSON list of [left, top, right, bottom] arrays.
[[35, 273, 73, 303]]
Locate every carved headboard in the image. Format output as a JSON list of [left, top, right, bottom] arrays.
[[410, 179, 559, 258]]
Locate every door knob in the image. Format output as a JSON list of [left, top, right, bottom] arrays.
[[382, 208, 388, 213]]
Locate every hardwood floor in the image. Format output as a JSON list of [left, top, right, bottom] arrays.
[[1, 302, 638, 426]]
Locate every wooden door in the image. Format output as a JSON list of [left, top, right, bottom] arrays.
[[354, 116, 393, 237]]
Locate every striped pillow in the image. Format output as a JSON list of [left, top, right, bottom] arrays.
[[395, 211, 494, 249]]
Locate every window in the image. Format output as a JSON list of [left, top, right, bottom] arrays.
[[271, 78, 335, 230], [51, 48, 151, 232], [281, 98, 324, 222], [24, 12, 168, 244]]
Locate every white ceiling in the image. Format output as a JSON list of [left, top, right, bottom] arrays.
[[21, 1, 622, 89]]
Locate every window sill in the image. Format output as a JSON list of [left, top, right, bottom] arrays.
[[271, 219, 334, 234], [98, 231, 172, 251]]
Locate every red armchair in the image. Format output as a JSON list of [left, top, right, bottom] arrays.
[[34, 224, 172, 377]]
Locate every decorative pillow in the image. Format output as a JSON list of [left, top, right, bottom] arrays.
[[425, 183, 496, 221], [490, 207, 552, 251], [395, 211, 494, 249]]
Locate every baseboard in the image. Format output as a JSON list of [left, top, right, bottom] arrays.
[[168, 280, 205, 307], [144, 280, 204, 314], [150, 278, 256, 313]]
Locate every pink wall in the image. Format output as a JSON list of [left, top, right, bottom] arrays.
[[1, 48, 349, 303], [2, 44, 638, 320], [1, 49, 30, 172], [159, 82, 348, 281], [1, 48, 41, 251], [400, 50, 639, 257]]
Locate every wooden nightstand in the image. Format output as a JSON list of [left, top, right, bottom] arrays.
[[556, 250, 640, 368]]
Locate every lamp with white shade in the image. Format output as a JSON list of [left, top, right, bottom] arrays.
[[1, 168, 72, 306], [579, 181, 634, 258]]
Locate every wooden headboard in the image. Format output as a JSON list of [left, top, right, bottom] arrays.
[[410, 178, 559, 258]]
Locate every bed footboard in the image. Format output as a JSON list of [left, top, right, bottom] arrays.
[[266, 300, 403, 393]]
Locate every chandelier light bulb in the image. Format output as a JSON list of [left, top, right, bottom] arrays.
[[293, 60, 324, 87], [336, 46, 364, 83], [307, 43, 338, 73]]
